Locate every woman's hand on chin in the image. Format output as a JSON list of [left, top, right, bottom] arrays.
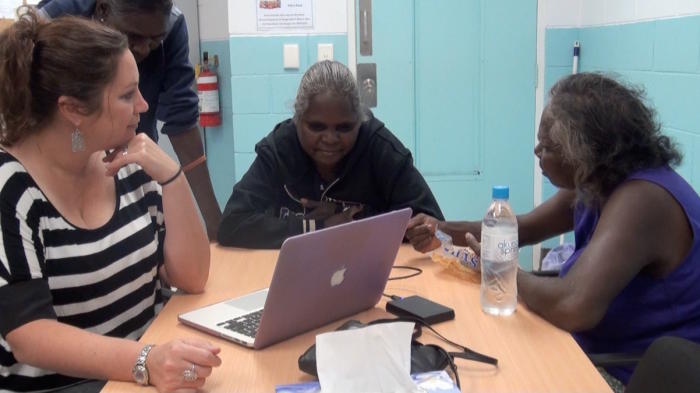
[[102, 133, 180, 182]]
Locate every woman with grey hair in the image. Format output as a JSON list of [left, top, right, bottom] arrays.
[[218, 60, 444, 248], [406, 72, 700, 388]]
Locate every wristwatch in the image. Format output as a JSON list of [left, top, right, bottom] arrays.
[[131, 344, 155, 385]]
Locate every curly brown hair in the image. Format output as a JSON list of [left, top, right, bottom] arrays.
[[547, 72, 681, 207], [0, 6, 127, 146]]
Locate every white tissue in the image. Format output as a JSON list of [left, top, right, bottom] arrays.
[[316, 321, 420, 393]]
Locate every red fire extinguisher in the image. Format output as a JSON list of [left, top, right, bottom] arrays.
[[197, 52, 222, 127]]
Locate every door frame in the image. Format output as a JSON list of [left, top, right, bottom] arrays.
[[346, 0, 357, 76]]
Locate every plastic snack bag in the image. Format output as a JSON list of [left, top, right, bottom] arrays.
[[431, 230, 480, 282]]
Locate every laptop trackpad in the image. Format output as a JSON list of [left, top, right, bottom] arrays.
[[225, 288, 268, 312]]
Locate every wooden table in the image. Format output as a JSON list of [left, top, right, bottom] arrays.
[[102, 245, 611, 393]]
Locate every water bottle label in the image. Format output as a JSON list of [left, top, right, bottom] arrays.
[[481, 229, 518, 262]]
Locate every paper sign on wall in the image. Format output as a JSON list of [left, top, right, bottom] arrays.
[[256, 0, 313, 31]]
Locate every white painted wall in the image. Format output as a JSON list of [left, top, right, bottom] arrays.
[[541, 0, 700, 28], [198, 0, 228, 41], [584, 0, 700, 25], [228, 0, 347, 35], [174, 0, 200, 66], [1, 0, 40, 18], [198, 0, 347, 39]]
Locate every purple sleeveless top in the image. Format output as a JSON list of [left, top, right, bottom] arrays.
[[559, 167, 700, 384]]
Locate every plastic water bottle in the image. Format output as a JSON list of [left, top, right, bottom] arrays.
[[480, 186, 518, 316]]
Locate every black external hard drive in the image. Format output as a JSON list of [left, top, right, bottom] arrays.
[[386, 295, 455, 324]]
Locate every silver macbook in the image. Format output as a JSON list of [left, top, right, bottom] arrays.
[[178, 208, 412, 349]]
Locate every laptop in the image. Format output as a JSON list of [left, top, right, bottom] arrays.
[[178, 208, 412, 349]]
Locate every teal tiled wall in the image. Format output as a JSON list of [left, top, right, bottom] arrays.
[[230, 35, 348, 183], [543, 15, 700, 248]]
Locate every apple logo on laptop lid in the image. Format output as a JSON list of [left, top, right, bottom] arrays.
[[330, 266, 346, 287]]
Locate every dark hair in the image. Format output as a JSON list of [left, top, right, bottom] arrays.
[[293, 60, 366, 125], [0, 6, 128, 146], [546, 72, 682, 206], [102, 0, 173, 16]]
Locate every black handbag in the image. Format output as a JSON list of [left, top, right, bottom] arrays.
[[298, 316, 497, 389]]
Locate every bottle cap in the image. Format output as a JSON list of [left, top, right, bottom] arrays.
[[492, 185, 509, 199]]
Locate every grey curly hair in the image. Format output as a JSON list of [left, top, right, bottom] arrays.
[[546, 72, 682, 207], [293, 60, 366, 125]]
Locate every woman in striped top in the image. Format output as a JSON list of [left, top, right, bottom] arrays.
[[0, 7, 220, 393]]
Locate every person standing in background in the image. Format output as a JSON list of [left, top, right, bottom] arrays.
[[37, 0, 222, 239]]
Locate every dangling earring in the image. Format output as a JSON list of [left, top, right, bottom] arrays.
[[71, 128, 85, 152], [100, 18, 104, 23]]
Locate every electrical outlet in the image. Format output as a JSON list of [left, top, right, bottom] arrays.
[[283, 44, 299, 69], [317, 43, 334, 61]]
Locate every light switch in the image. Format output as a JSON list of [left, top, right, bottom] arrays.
[[283, 43, 299, 69], [317, 43, 334, 61]]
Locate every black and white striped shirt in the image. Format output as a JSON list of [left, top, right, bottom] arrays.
[[0, 151, 165, 393]]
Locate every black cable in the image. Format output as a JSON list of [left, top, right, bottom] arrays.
[[366, 316, 498, 367], [387, 265, 422, 281], [384, 266, 423, 299]]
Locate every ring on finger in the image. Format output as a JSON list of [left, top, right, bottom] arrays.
[[183, 363, 198, 382]]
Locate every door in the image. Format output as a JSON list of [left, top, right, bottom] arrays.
[[356, 0, 537, 265]]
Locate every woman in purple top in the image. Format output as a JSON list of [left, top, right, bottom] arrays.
[[405, 73, 700, 386]]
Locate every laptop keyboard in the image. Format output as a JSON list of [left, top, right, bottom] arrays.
[[217, 309, 263, 337]]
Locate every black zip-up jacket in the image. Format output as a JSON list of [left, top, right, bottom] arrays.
[[218, 113, 444, 249]]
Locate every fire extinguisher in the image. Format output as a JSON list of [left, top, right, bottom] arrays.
[[197, 51, 222, 127]]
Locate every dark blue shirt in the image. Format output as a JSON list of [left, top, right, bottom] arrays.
[[39, 0, 199, 141]]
